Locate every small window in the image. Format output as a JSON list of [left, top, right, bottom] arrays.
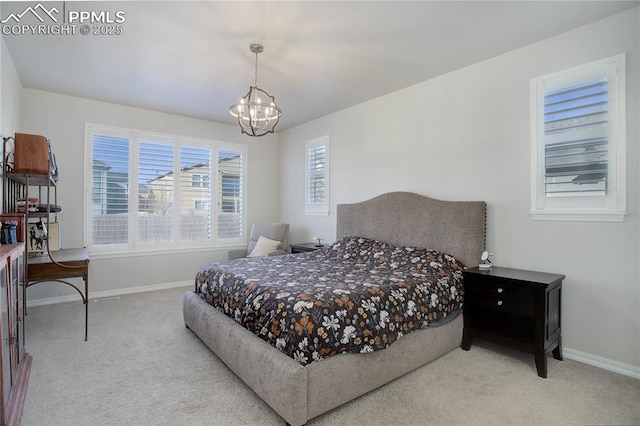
[[191, 174, 209, 188], [305, 136, 330, 216], [530, 54, 626, 221], [194, 200, 210, 210]]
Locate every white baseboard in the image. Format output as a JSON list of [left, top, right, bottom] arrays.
[[26, 280, 193, 308], [563, 347, 640, 380]]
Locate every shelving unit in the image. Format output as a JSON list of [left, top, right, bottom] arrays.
[[3, 171, 58, 245], [2, 134, 89, 342], [2, 133, 56, 244]]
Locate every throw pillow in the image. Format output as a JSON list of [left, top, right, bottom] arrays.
[[248, 235, 281, 257]]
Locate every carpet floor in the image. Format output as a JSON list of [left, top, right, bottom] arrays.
[[20, 286, 640, 425]]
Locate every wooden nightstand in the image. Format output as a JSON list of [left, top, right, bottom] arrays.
[[290, 243, 324, 254], [461, 266, 564, 378]]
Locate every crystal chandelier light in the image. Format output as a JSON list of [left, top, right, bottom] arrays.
[[229, 44, 282, 137]]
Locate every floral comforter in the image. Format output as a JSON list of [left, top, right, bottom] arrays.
[[195, 236, 466, 365]]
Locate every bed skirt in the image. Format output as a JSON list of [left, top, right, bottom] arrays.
[[183, 290, 463, 425]]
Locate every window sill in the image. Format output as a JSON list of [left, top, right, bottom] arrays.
[[88, 244, 244, 261], [304, 210, 329, 216], [530, 211, 625, 222]]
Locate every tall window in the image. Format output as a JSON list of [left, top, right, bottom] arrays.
[[85, 124, 246, 252], [305, 135, 330, 215], [530, 54, 625, 221]]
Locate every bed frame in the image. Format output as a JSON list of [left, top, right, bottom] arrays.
[[183, 191, 486, 425]]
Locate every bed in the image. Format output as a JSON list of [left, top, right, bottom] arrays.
[[183, 191, 486, 425]]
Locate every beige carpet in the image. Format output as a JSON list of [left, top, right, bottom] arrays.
[[21, 286, 640, 425]]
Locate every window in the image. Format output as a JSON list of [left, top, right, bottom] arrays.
[[191, 174, 209, 188], [530, 54, 626, 221], [305, 135, 330, 215], [85, 124, 246, 253], [194, 200, 210, 210]]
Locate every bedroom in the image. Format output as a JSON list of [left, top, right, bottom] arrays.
[[0, 1, 638, 424]]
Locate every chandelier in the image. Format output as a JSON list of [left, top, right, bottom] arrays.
[[229, 43, 282, 137]]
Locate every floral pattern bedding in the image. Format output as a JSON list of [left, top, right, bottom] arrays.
[[195, 236, 466, 365]]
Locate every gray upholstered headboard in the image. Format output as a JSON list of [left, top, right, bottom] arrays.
[[336, 192, 486, 268]]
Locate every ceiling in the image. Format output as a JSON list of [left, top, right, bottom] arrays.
[[2, 1, 638, 132]]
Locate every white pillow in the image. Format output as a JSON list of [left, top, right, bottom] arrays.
[[248, 235, 281, 257]]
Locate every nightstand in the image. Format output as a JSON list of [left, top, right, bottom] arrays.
[[461, 266, 564, 378], [290, 243, 324, 254]]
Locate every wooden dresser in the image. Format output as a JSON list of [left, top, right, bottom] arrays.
[[0, 243, 31, 425]]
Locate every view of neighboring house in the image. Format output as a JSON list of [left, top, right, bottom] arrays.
[[91, 152, 243, 243], [146, 154, 242, 215], [91, 159, 128, 215]]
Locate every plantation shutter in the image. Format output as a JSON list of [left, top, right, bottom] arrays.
[[138, 140, 174, 242], [543, 79, 608, 197], [307, 146, 325, 203], [217, 149, 243, 239], [88, 125, 246, 250], [304, 136, 330, 215], [179, 145, 212, 241], [91, 134, 130, 245]]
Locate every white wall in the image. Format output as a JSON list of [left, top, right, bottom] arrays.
[[1, 37, 22, 158], [1, 0, 23, 147], [19, 89, 280, 300], [0, 36, 23, 221], [280, 8, 640, 372]]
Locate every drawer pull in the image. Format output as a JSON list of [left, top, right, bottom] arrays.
[[497, 300, 503, 306], [497, 288, 503, 293]]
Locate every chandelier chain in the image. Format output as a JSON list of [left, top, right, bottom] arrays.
[[254, 51, 259, 87]]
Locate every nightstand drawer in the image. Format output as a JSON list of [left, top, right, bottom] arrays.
[[471, 291, 535, 316], [467, 277, 536, 316], [471, 279, 535, 299]]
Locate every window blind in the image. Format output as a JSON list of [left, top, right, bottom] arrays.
[[217, 149, 243, 239], [180, 146, 211, 241], [139, 140, 174, 242], [88, 125, 246, 250], [543, 79, 608, 196], [530, 54, 625, 221], [307, 145, 326, 204], [304, 136, 330, 215], [91, 134, 129, 245]]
